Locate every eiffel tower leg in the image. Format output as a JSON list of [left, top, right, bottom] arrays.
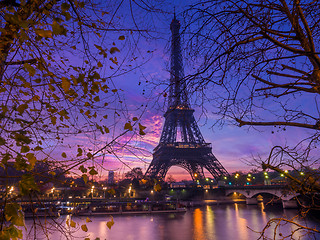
[[181, 162, 205, 181], [203, 153, 229, 180], [145, 157, 172, 180]]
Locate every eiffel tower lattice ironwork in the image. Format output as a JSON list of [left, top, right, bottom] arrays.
[[145, 15, 229, 181]]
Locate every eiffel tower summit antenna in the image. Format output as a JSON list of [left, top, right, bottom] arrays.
[[145, 15, 229, 182]]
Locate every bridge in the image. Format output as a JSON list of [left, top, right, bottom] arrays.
[[224, 185, 299, 208]]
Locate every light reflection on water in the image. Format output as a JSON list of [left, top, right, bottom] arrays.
[[24, 203, 320, 240]]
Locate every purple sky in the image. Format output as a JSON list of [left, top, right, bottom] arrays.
[[50, 1, 317, 182]]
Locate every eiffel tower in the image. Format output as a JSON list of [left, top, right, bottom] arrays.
[[145, 15, 229, 182]]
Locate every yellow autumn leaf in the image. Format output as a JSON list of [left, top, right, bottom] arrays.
[[139, 123, 147, 135], [138, 123, 146, 130], [140, 179, 147, 184], [110, 47, 120, 54], [109, 57, 118, 65], [61, 77, 71, 93], [86, 217, 92, 223], [124, 122, 133, 131], [17, 103, 28, 114], [26, 153, 37, 168], [32, 95, 40, 101], [154, 183, 162, 192], [51, 116, 57, 125], [82, 174, 88, 184], [21, 145, 30, 153], [70, 220, 76, 228], [81, 224, 88, 232], [77, 148, 83, 157], [106, 216, 114, 229], [103, 126, 109, 133], [35, 29, 52, 38], [108, 188, 115, 195]]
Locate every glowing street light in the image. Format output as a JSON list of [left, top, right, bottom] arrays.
[[90, 186, 94, 198], [9, 186, 14, 195], [103, 187, 107, 198]]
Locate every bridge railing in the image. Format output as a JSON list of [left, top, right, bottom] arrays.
[[223, 184, 287, 190]]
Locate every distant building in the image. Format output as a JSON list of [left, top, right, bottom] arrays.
[[170, 182, 186, 188], [108, 171, 114, 185]]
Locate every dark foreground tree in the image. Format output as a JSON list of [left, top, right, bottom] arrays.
[[183, 0, 320, 238], [125, 167, 143, 180], [0, 0, 159, 239]]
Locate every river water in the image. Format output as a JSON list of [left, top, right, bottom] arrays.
[[23, 202, 320, 240]]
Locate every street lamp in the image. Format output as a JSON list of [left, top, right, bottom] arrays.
[[103, 187, 107, 198], [9, 186, 14, 196], [128, 186, 132, 197], [90, 186, 94, 199]]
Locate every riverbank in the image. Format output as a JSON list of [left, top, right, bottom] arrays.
[[181, 198, 246, 207]]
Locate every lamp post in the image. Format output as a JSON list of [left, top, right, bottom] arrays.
[[103, 187, 107, 199], [90, 186, 94, 199], [9, 186, 14, 197], [50, 187, 55, 202]]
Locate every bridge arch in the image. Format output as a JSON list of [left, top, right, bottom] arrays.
[[225, 186, 299, 201], [225, 191, 246, 198]]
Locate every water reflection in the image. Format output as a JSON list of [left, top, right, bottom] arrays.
[[234, 203, 249, 240], [205, 205, 214, 237], [193, 208, 205, 240], [23, 204, 320, 240]]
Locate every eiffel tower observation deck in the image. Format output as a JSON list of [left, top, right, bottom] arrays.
[[145, 14, 229, 182]]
